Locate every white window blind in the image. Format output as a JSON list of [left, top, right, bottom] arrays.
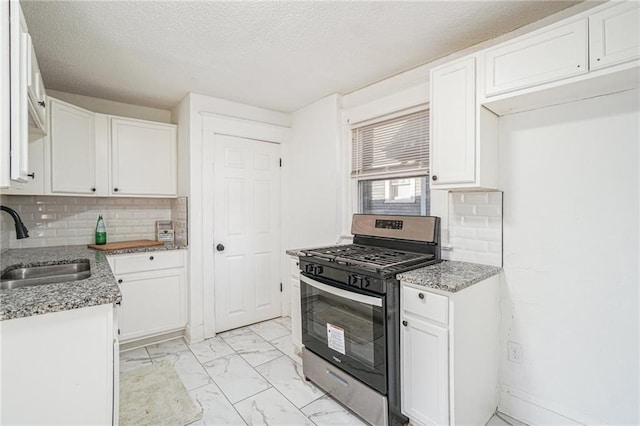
[[351, 109, 429, 179]]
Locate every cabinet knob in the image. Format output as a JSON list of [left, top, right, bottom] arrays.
[[113, 187, 119, 192], [432, 175, 438, 181], [117, 279, 123, 284], [216, 244, 225, 252], [38, 100, 45, 108], [402, 320, 408, 327], [27, 172, 35, 179], [418, 293, 425, 300], [149, 256, 154, 260], [91, 187, 96, 192]]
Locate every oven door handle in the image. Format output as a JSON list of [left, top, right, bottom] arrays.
[[301, 275, 383, 307]]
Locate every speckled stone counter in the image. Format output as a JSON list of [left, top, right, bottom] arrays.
[[99, 244, 187, 256], [1, 245, 122, 321], [397, 261, 501, 293], [286, 248, 307, 257]]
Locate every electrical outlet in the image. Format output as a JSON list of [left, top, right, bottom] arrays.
[[508, 341, 522, 363]]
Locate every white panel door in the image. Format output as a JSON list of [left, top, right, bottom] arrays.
[[589, 1, 640, 70], [214, 134, 281, 332], [110, 117, 177, 196], [401, 313, 449, 426], [50, 98, 96, 194], [430, 56, 476, 185]]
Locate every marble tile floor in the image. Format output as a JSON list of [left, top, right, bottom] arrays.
[[120, 316, 521, 426]]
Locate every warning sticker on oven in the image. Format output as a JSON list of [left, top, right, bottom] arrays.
[[327, 323, 346, 355]]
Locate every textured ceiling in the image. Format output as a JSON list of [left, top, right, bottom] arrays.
[[21, 1, 579, 113]]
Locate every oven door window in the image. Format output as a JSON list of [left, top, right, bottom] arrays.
[[301, 274, 386, 393]]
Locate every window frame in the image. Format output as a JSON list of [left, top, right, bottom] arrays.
[[349, 106, 431, 217]]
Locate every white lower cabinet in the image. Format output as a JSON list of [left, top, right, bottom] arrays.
[[289, 255, 303, 353], [0, 304, 116, 425], [401, 276, 499, 426], [402, 313, 449, 425], [108, 250, 187, 343]]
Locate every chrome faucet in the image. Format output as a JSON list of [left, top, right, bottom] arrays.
[[1, 205, 29, 239]]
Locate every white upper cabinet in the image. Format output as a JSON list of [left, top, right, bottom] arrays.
[[26, 34, 47, 132], [47, 98, 178, 198], [430, 56, 499, 190], [9, 0, 30, 183], [110, 118, 177, 197], [50, 98, 97, 194], [430, 56, 476, 186], [589, 1, 640, 70], [484, 19, 588, 97]]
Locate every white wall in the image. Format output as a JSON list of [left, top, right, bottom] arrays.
[[47, 90, 172, 123], [285, 94, 342, 248], [498, 89, 639, 425]]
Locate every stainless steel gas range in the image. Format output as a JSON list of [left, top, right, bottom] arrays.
[[299, 214, 441, 426]]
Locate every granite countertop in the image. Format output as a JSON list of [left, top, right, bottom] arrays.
[[286, 247, 308, 257], [397, 260, 501, 293], [0, 245, 122, 321], [101, 244, 187, 256]]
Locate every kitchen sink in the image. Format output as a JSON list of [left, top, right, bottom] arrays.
[[0, 260, 91, 290]]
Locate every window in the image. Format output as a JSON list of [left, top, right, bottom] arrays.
[[352, 109, 430, 216]]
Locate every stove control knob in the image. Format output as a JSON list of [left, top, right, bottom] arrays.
[[348, 274, 359, 286], [304, 264, 315, 274], [313, 265, 324, 276], [360, 277, 371, 288]]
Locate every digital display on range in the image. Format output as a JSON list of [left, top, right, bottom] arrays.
[[375, 219, 403, 230]]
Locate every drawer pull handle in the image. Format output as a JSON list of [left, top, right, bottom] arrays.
[[117, 279, 123, 284], [418, 293, 425, 300], [149, 256, 154, 260], [402, 320, 408, 327], [325, 369, 349, 387]]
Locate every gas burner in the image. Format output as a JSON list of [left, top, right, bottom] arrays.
[[301, 244, 435, 273]]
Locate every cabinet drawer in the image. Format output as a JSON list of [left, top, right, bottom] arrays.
[[403, 286, 448, 325], [484, 19, 588, 96], [110, 250, 184, 274]]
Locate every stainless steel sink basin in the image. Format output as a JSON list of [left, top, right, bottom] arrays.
[[0, 260, 91, 290]]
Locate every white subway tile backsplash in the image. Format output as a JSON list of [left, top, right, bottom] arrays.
[[461, 216, 489, 228], [475, 204, 502, 217], [460, 192, 490, 205], [3, 195, 174, 249], [447, 191, 503, 267]]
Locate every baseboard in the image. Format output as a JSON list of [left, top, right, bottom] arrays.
[[120, 329, 185, 352], [185, 323, 205, 344], [499, 386, 591, 425]]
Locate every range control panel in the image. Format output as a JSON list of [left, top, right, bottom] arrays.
[[351, 214, 439, 243], [375, 219, 403, 230]]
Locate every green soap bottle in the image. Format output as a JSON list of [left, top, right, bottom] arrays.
[[95, 214, 107, 245]]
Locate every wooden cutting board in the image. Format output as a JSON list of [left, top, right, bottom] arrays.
[[87, 239, 164, 251]]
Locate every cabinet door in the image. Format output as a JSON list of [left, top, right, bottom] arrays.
[[110, 118, 177, 197], [484, 19, 588, 97], [50, 98, 96, 194], [26, 35, 47, 132], [3, 132, 45, 195], [290, 276, 302, 350], [589, 1, 640, 70], [401, 313, 449, 426], [9, 1, 29, 183], [117, 268, 186, 342], [430, 56, 476, 186]]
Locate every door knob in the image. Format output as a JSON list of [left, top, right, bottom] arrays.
[[216, 244, 225, 252]]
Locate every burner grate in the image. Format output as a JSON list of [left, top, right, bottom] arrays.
[[302, 244, 434, 272]]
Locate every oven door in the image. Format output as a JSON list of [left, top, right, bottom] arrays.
[[300, 273, 387, 394]]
